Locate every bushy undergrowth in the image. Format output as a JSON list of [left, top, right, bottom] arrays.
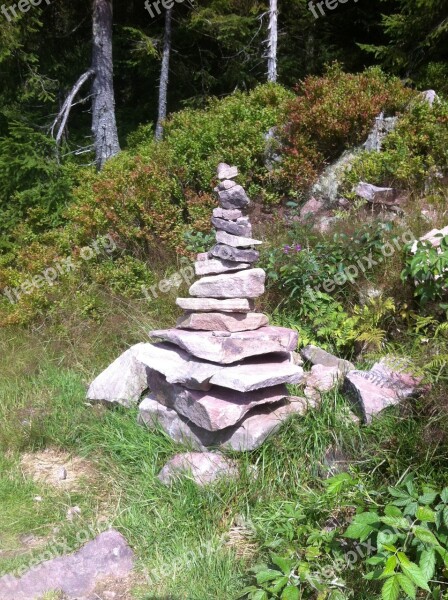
[[279, 64, 414, 195], [342, 96, 448, 195]]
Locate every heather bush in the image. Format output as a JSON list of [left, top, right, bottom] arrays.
[[279, 64, 414, 194]]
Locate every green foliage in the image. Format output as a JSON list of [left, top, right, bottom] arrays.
[[359, 0, 448, 87], [342, 96, 448, 194], [345, 475, 448, 599], [161, 83, 293, 196], [401, 235, 448, 308], [279, 64, 413, 194], [0, 123, 73, 247]]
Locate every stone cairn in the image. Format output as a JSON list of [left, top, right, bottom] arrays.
[[87, 163, 425, 457], [136, 162, 307, 451]]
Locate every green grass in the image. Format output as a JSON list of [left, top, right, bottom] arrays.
[[0, 321, 447, 599]]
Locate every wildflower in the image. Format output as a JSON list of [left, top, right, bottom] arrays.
[[283, 245, 291, 254], [295, 244, 302, 252]]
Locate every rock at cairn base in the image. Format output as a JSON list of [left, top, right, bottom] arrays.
[[139, 395, 312, 452], [158, 452, 238, 486], [343, 357, 424, 423]]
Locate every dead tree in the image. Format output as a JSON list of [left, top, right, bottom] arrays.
[[155, 6, 173, 141], [51, 0, 120, 170], [267, 0, 278, 82]]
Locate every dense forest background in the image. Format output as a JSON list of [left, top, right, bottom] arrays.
[[1, 0, 447, 145]]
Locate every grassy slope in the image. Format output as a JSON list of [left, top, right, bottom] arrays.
[[1, 315, 447, 599]]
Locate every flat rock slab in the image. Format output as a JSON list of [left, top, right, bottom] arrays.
[[212, 216, 252, 237], [210, 359, 304, 392], [176, 312, 268, 333], [0, 530, 134, 600], [301, 345, 354, 372], [189, 268, 266, 299], [216, 230, 262, 248], [158, 452, 238, 486], [87, 344, 149, 407], [147, 368, 288, 431], [356, 182, 396, 205], [210, 244, 260, 264], [176, 297, 254, 313], [134, 342, 218, 391], [149, 326, 298, 364], [217, 163, 238, 180], [213, 208, 242, 221], [343, 357, 423, 423], [218, 185, 250, 209], [139, 395, 311, 451], [195, 258, 250, 276], [304, 364, 343, 400]]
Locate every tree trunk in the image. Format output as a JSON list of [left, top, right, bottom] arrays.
[[91, 0, 120, 169], [267, 0, 278, 83], [155, 7, 173, 141]]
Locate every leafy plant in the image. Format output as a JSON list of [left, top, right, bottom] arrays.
[[345, 476, 448, 599], [401, 235, 448, 308]]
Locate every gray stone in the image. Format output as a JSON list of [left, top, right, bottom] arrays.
[[343, 357, 424, 423], [0, 530, 134, 600], [210, 244, 260, 264], [356, 182, 396, 204], [139, 395, 311, 451], [217, 163, 238, 180], [216, 230, 262, 248], [176, 297, 254, 313], [212, 217, 252, 237], [300, 197, 325, 219], [195, 258, 250, 276], [301, 345, 354, 372], [363, 113, 398, 152], [304, 365, 343, 400], [158, 452, 238, 486], [210, 359, 304, 392], [218, 185, 250, 209], [213, 208, 242, 221], [134, 342, 218, 391], [176, 312, 268, 332], [149, 326, 298, 364], [189, 268, 266, 299], [215, 179, 237, 191], [87, 344, 149, 407]]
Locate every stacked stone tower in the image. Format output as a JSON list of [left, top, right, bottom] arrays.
[[136, 163, 307, 451]]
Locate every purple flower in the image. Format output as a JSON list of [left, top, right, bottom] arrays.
[[283, 245, 291, 254], [295, 244, 302, 252]]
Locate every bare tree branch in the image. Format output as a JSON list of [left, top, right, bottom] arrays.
[[50, 69, 95, 146]]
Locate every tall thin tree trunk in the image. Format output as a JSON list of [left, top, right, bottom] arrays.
[[91, 0, 120, 169], [155, 7, 173, 141], [267, 0, 278, 83]]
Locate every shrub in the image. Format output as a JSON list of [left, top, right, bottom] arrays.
[[0, 123, 74, 248], [401, 234, 448, 309], [279, 64, 414, 194], [341, 96, 448, 194]]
